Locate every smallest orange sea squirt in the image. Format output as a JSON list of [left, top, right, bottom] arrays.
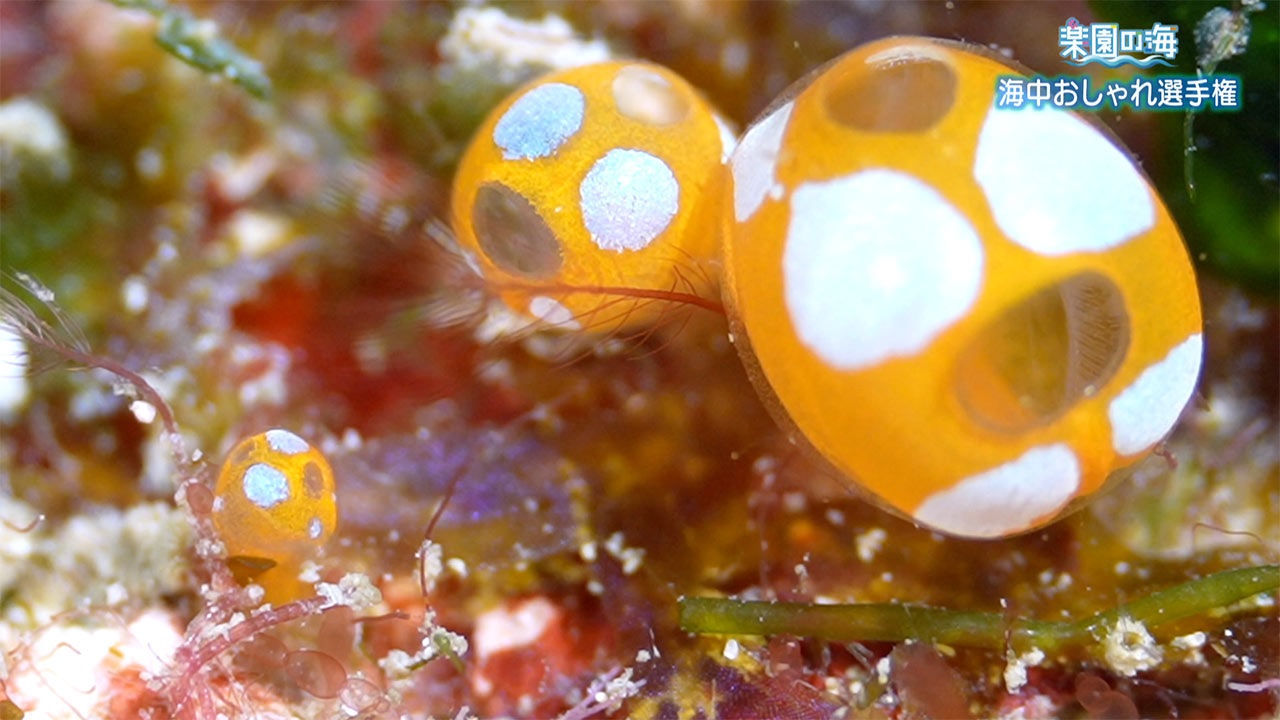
[[212, 429, 338, 603], [450, 60, 735, 332], [721, 37, 1203, 538]]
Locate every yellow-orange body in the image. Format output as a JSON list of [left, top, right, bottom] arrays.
[[451, 60, 731, 331], [212, 429, 337, 602]]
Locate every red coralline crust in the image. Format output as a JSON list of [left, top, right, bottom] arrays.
[[470, 595, 618, 718]]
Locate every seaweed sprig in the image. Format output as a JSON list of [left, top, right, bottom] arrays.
[[679, 564, 1279, 654], [106, 0, 272, 100], [0, 272, 181, 442]]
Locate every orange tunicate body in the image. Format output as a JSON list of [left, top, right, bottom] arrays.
[[212, 429, 337, 603], [451, 60, 733, 332], [722, 37, 1202, 538]]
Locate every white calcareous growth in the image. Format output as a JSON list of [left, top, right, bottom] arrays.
[[473, 597, 559, 661], [493, 83, 585, 161], [471, 596, 559, 696], [529, 295, 581, 330], [128, 400, 157, 425], [913, 443, 1080, 538], [316, 572, 383, 611], [226, 208, 293, 258], [723, 638, 741, 660], [783, 168, 984, 371], [1003, 647, 1046, 692], [1103, 615, 1163, 676], [5, 608, 185, 718], [1, 499, 193, 713], [0, 96, 72, 183], [1108, 333, 1203, 454], [439, 7, 609, 85], [974, 106, 1154, 255], [579, 149, 679, 252]]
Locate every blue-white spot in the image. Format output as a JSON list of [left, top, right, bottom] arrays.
[[308, 517, 323, 539], [580, 149, 679, 252], [243, 463, 290, 509], [974, 106, 1154, 255], [731, 101, 793, 222], [493, 83, 585, 161], [784, 169, 983, 370], [1108, 333, 1202, 455], [265, 428, 309, 455], [914, 444, 1080, 538]]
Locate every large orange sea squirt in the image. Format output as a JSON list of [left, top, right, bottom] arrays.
[[721, 37, 1203, 538]]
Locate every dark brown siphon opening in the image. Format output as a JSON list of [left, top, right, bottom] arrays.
[[472, 182, 563, 278], [825, 50, 957, 133], [955, 272, 1130, 433]]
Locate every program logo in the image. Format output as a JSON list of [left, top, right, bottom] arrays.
[[993, 16, 1241, 112], [1058, 16, 1178, 68]]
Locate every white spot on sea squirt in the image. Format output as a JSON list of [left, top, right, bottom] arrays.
[[579, 148, 679, 252], [783, 168, 984, 370], [974, 106, 1154, 256], [731, 101, 794, 222], [243, 463, 291, 509], [914, 443, 1081, 538], [1108, 333, 1203, 455], [265, 428, 309, 455], [493, 82, 585, 160]]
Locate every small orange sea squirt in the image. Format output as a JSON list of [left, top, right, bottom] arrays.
[[722, 37, 1203, 538], [212, 429, 337, 602], [451, 60, 735, 332]]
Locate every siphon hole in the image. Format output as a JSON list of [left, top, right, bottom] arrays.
[[825, 48, 956, 133], [613, 65, 691, 125], [303, 462, 325, 497], [955, 272, 1130, 433], [228, 554, 278, 574], [229, 444, 253, 469], [472, 182, 563, 279]]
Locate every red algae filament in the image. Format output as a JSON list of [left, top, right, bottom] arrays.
[[284, 649, 347, 699]]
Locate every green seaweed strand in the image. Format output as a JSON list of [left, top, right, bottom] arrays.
[[679, 564, 1278, 653], [106, 0, 272, 99]]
